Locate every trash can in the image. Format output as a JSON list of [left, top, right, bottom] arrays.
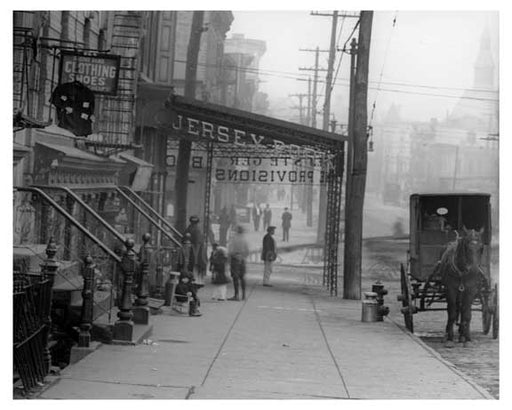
[[361, 291, 379, 322]]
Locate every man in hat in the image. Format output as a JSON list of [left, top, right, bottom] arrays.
[[184, 215, 207, 284], [261, 226, 277, 287], [281, 207, 292, 242]]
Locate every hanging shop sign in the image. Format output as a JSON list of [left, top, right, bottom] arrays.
[[59, 51, 121, 95]]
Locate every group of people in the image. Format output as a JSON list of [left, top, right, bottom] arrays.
[[174, 213, 281, 316], [251, 203, 273, 232]]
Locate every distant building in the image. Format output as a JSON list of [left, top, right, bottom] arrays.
[[368, 27, 499, 227]]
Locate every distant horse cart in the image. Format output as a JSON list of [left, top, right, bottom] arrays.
[[398, 193, 498, 346]]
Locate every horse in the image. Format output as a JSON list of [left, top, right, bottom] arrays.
[[434, 226, 485, 348]]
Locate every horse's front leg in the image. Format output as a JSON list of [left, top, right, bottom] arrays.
[[460, 287, 478, 347], [444, 286, 458, 348]]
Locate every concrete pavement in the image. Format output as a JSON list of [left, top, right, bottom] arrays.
[[38, 264, 493, 400]]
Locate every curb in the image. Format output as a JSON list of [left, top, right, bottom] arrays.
[[386, 315, 495, 399]]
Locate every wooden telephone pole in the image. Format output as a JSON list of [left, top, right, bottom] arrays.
[[174, 11, 205, 233], [343, 11, 373, 300]]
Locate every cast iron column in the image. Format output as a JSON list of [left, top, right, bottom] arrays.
[[133, 233, 151, 324], [113, 239, 136, 342], [78, 255, 95, 347]]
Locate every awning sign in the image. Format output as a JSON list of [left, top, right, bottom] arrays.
[[59, 51, 121, 95]]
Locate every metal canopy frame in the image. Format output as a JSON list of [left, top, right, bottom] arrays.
[[158, 94, 346, 296]]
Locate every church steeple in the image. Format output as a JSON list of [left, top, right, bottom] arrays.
[[473, 27, 495, 90]]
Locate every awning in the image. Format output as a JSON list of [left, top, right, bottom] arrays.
[[136, 83, 346, 152], [35, 141, 126, 173], [13, 142, 32, 164], [117, 152, 154, 191]]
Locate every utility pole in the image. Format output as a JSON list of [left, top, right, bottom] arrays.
[[307, 77, 312, 126], [174, 11, 205, 233], [317, 10, 339, 243], [289, 93, 308, 125], [343, 11, 373, 300], [299, 47, 326, 226]]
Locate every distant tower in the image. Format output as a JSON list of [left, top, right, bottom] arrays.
[[448, 25, 498, 134], [473, 27, 495, 90]]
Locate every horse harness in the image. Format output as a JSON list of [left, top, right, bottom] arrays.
[[446, 241, 485, 293]]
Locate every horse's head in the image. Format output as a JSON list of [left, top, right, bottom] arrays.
[[459, 226, 485, 269]]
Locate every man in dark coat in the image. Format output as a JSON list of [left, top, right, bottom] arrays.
[[184, 216, 207, 284], [281, 207, 292, 242], [252, 203, 262, 231], [261, 226, 277, 287], [176, 233, 194, 275], [218, 207, 231, 246]]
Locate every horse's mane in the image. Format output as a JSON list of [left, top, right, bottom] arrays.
[[454, 229, 482, 272], [439, 229, 482, 274]]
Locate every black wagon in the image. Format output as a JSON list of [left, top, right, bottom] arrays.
[[397, 193, 498, 338]]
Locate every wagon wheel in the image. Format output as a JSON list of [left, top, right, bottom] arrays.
[[492, 283, 499, 339], [398, 263, 414, 333], [481, 290, 492, 335]]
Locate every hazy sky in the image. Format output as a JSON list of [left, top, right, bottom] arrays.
[[228, 10, 499, 124]]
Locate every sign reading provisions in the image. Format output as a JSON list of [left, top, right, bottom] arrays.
[[59, 51, 121, 95]]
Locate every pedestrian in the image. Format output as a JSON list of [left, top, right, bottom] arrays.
[[263, 203, 272, 230], [252, 203, 262, 231], [209, 243, 229, 301], [227, 225, 249, 301], [229, 205, 238, 231], [184, 215, 207, 285], [281, 207, 292, 242], [207, 212, 216, 244], [218, 207, 231, 247], [261, 226, 277, 287], [176, 233, 194, 276], [174, 272, 202, 317]]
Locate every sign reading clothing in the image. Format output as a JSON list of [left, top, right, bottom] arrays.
[[59, 51, 121, 95]]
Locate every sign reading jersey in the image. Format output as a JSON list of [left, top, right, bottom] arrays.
[[59, 51, 121, 95]]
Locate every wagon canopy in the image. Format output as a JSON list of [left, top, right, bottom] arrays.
[[409, 193, 492, 281]]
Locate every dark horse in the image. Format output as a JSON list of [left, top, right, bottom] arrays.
[[435, 226, 485, 348]]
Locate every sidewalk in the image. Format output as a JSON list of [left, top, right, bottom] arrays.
[[38, 265, 493, 400]]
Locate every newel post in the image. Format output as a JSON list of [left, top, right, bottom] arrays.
[[78, 255, 95, 347], [40, 237, 58, 374], [113, 239, 136, 342], [133, 233, 151, 324]]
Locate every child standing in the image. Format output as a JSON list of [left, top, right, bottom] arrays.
[[209, 243, 229, 301]]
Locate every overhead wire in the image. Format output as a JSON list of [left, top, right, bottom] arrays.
[[331, 17, 360, 95], [174, 57, 498, 97], [369, 12, 398, 127]]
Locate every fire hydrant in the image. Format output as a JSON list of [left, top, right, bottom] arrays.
[[372, 281, 390, 321]]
